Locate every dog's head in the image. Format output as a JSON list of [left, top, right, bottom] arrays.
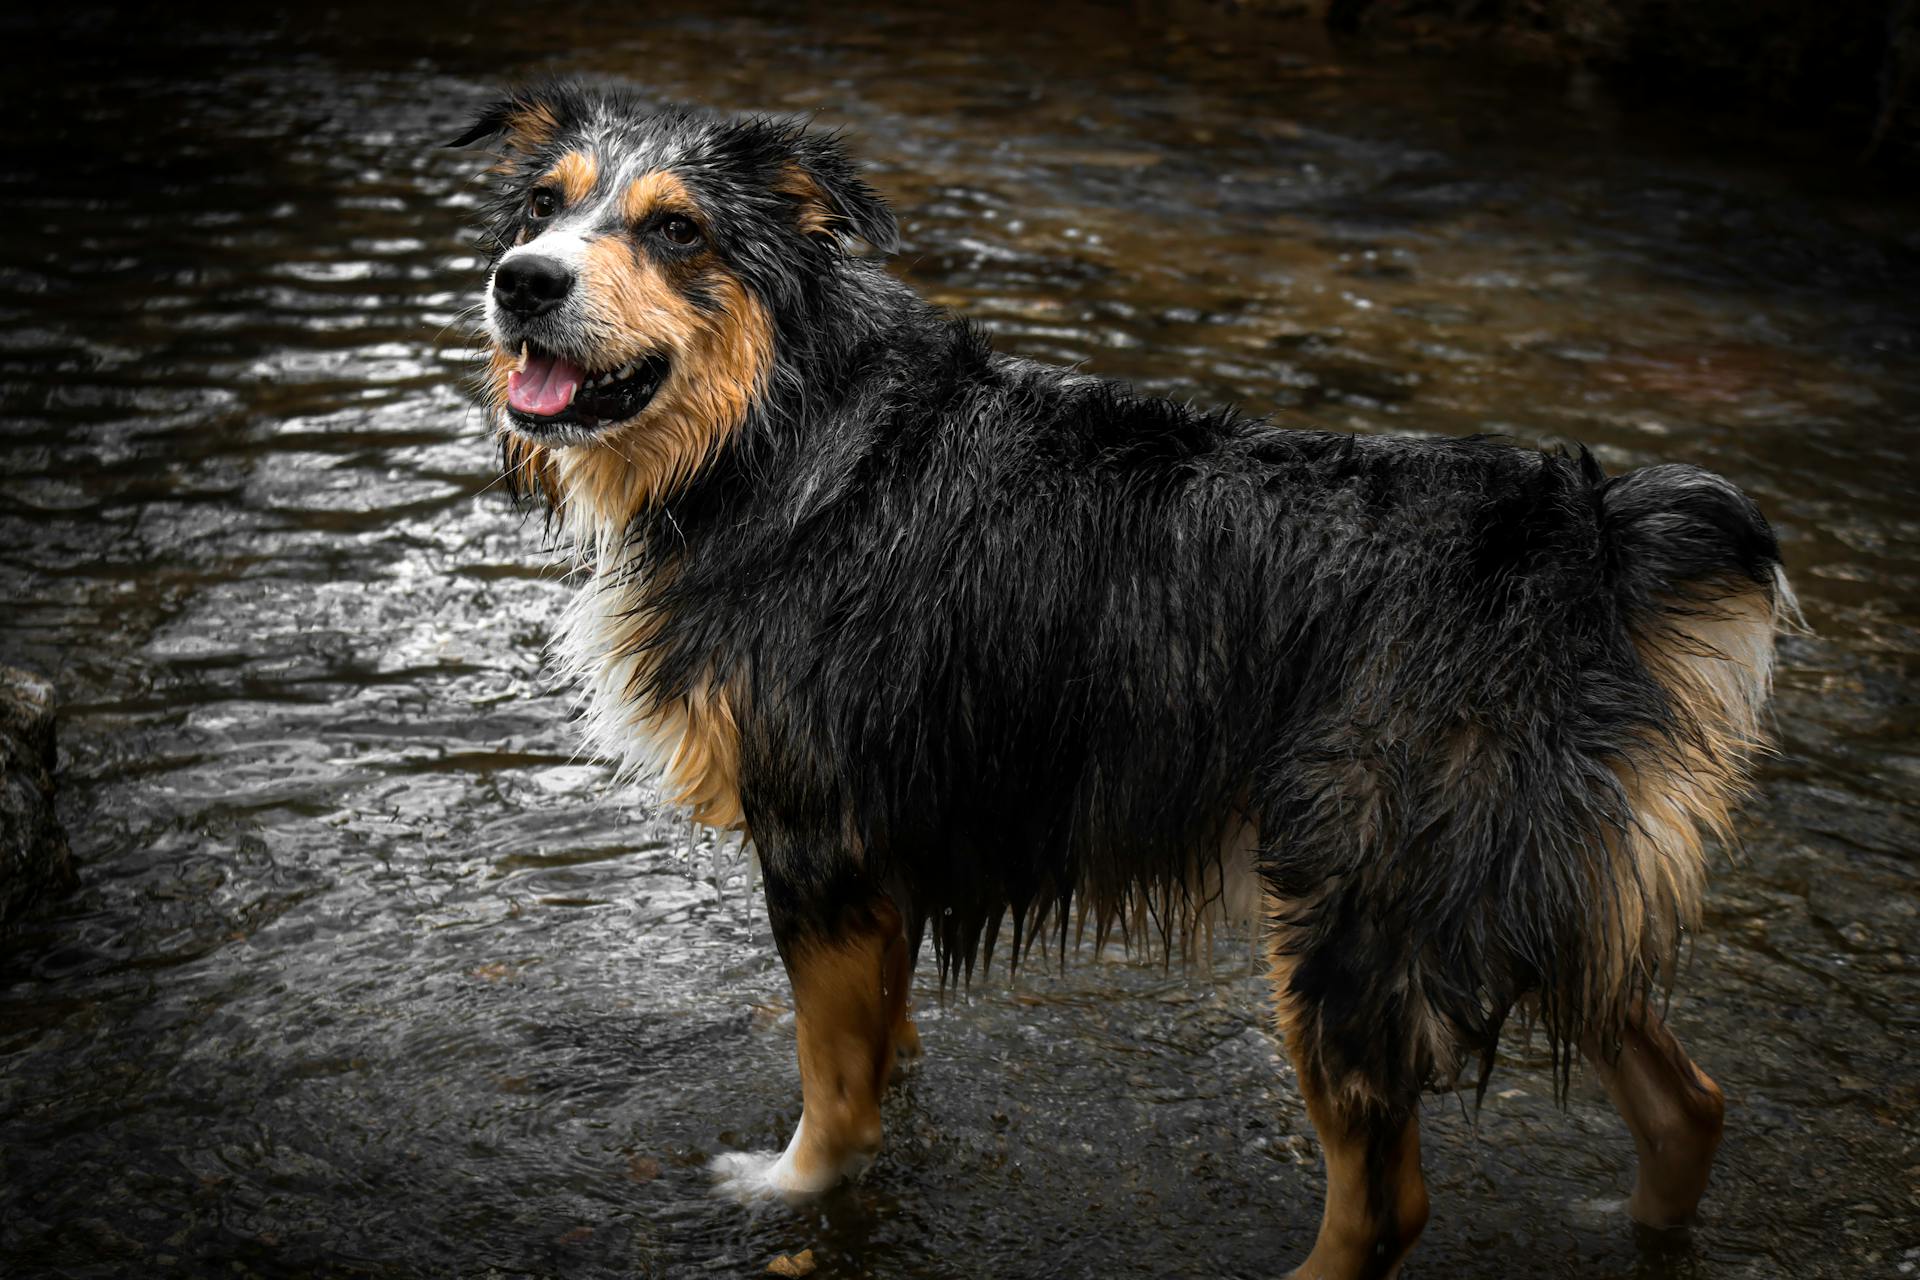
[[449, 83, 897, 523]]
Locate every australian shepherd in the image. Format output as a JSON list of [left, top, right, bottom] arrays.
[[449, 82, 1794, 1278]]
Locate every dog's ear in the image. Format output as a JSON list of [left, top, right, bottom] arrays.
[[777, 132, 900, 255], [445, 88, 565, 157]]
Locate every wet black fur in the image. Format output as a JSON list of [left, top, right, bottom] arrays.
[[454, 86, 1784, 1110]]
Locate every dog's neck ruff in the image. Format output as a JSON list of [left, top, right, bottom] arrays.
[[547, 471, 743, 829], [555, 536, 661, 783]]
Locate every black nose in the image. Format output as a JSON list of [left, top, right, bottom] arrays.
[[493, 254, 573, 318]]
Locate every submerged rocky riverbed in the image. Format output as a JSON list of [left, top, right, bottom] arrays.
[[1, 3, 1916, 1277]]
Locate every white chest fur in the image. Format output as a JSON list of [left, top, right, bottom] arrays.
[[551, 536, 744, 829]]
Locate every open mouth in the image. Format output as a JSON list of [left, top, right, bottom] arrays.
[[504, 344, 671, 433]]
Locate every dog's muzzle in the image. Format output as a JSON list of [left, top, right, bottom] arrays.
[[493, 254, 573, 320], [505, 346, 673, 434]]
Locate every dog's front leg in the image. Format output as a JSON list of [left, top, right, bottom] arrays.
[[712, 876, 908, 1202]]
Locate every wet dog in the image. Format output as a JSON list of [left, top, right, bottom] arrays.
[[450, 82, 1794, 1277]]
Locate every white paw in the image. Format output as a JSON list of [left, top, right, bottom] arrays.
[[708, 1149, 796, 1204], [709, 1117, 870, 1204]]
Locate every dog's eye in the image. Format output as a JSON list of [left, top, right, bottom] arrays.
[[657, 215, 702, 247], [527, 188, 560, 220]]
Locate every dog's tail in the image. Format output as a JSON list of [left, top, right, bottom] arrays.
[[1577, 462, 1799, 1038]]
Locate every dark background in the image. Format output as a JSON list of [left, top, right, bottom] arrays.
[[1, 3, 1916, 1277]]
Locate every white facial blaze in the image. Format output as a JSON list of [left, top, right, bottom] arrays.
[[484, 227, 594, 350]]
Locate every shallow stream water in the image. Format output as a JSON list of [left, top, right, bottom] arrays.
[[2, 3, 1916, 1277]]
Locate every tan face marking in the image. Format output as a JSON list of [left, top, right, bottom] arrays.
[[579, 235, 704, 362], [622, 170, 698, 226], [531, 260, 770, 532], [543, 150, 599, 205]]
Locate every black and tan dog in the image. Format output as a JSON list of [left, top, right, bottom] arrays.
[[450, 82, 1794, 1278]]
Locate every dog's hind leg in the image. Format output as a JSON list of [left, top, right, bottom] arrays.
[[1583, 1003, 1725, 1228], [1283, 1047, 1428, 1280], [712, 885, 907, 1201], [1267, 893, 1429, 1278]]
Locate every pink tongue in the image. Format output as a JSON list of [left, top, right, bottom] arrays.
[[507, 351, 585, 417]]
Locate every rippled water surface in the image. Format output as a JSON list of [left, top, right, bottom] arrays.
[[2, 3, 1917, 1277]]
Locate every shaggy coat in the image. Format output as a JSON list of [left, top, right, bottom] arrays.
[[453, 83, 1790, 1275]]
